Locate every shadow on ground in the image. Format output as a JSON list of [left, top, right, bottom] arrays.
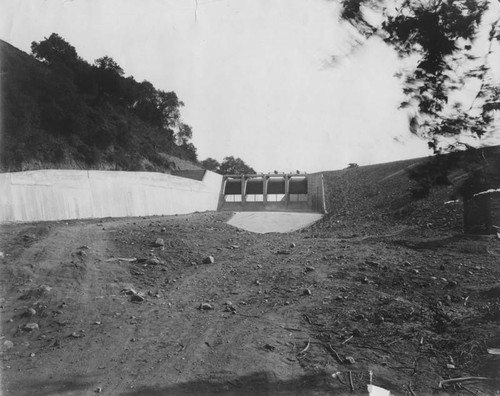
[[5, 374, 97, 396], [121, 371, 340, 396]]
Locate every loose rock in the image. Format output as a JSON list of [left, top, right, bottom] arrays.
[[23, 323, 39, 332], [153, 238, 165, 247], [148, 257, 161, 265], [3, 340, 14, 350], [130, 294, 145, 303], [303, 288, 312, 296], [24, 308, 37, 317], [122, 288, 137, 295], [264, 343, 276, 351], [199, 303, 213, 310], [202, 256, 215, 264]]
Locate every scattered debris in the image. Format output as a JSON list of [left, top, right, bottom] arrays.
[[438, 376, 492, 389], [199, 303, 213, 310], [300, 337, 311, 354], [345, 356, 356, 364], [105, 257, 137, 262], [348, 370, 355, 391], [367, 384, 390, 396], [305, 266, 315, 272]]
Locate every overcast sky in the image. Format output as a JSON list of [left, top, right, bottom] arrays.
[[0, 0, 435, 172]]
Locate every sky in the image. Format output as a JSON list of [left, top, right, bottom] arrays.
[[1, 0, 440, 172]]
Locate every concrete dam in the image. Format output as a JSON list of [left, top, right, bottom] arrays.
[[0, 170, 326, 223]]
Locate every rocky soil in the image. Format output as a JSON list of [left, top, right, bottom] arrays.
[[1, 158, 500, 395]]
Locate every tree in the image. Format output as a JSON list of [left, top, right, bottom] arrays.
[[338, 0, 500, 195], [176, 123, 193, 145], [31, 33, 78, 66], [218, 156, 256, 175], [157, 90, 183, 128], [94, 56, 124, 76], [94, 56, 124, 98], [200, 157, 221, 172]]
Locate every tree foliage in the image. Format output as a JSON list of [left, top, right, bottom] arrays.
[[31, 33, 78, 66], [339, 0, 500, 195], [200, 157, 221, 172], [340, 0, 499, 151], [218, 156, 256, 175]]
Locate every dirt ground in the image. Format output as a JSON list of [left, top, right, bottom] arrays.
[[1, 209, 500, 395]]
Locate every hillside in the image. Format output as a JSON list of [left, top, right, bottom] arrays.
[[1, 153, 500, 395], [0, 37, 202, 172], [314, 145, 500, 236]]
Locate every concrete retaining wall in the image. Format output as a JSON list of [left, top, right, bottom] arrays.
[[0, 169, 223, 222]]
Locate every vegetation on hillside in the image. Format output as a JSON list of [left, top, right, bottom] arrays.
[[200, 156, 256, 175], [1, 34, 198, 172]]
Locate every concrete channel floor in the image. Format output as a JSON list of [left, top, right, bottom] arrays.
[[227, 211, 323, 233]]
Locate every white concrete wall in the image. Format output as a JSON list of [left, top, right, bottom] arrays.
[[0, 169, 223, 222]]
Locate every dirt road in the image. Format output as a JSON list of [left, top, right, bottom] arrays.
[[1, 211, 499, 395]]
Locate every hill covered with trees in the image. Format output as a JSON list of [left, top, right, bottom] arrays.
[[0, 34, 201, 172]]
